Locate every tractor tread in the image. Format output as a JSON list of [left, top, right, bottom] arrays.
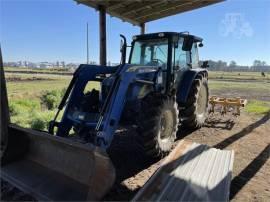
[[178, 74, 209, 129], [136, 94, 178, 159]]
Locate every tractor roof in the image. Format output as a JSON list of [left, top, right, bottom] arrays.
[[133, 32, 203, 42]]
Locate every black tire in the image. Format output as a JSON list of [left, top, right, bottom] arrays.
[[136, 94, 179, 158], [179, 74, 209, 129]]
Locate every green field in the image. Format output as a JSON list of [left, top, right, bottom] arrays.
[[4, 70, 270, 129], [208, 71, 270, 80], [4, 66, 73, 73], [7, 77, 71, 99], [209, 80, 270, 91]]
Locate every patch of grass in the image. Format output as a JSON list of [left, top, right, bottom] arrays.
[[8, 91, 65, 129], [7, 79, 70, 99], [30, 110, 56, 130], [41, 89, 66, 110], [6, 72, 100, 130], [9, 99, 40, 116], [245, 100, 270, 115], [9, 99, 41, 128], [10, 103, 57, 130]]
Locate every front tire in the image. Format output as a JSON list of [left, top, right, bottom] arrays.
[[179, 74, 209, 129], [136, 95, 179, 158]]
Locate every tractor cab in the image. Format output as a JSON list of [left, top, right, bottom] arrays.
[[128, 32, 203, 68], [126, 32, 203, 92]]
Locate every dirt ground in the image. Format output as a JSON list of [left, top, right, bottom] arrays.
[[1, 112, 270, 201], [185, 112, 270, 201], [104, 111, 270, 201]]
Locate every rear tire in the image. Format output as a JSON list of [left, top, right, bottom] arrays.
[[179, 74, 209, 129], [136, 94, 178, 158]]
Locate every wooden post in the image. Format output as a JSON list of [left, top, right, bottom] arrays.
[[0, 46, 10, 154], [86, 22, 89, 64], [140, 23, 145, 35], [99, 5, 107, 66]]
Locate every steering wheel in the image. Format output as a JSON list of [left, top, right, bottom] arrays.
[[147, 59, 165, 66]]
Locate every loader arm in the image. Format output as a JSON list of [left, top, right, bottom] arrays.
[[96, 71, 137, 147], [53, 64, 139, 149]]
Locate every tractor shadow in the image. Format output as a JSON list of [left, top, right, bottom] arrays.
[[175, 115, 236, 140], [230, 144, 270, 200], [102, 183, 139, 201], [105, 127, 159, 201], [214, 111, 270, 149], [176, 125, 197, 140], [204, 116, 236, 130]]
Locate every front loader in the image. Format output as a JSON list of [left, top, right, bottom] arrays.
[[1, 32, 209, 200]]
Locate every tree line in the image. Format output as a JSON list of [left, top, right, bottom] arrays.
[[203, 60, 270, 72]]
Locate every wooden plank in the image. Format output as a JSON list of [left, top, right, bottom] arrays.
[[0, 46, 10, 155]]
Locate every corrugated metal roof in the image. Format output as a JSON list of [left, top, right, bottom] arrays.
[[75, 0, 223, 26], [133, 140, 234, 201]]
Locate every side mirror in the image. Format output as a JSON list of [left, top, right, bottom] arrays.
[[198, 42, 203, 47], [120, 34, 127, 64], [182, 36, 194, 51], [201, 61, 209, 68], [120, 40, 124, 52]]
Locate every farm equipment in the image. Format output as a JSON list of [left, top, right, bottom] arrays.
[[209, 96, 247, 115], [2, 32, 209, 200]]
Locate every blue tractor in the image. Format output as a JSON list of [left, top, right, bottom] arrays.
[[49, 32, 209, 158], [1, 32, 210, 200]]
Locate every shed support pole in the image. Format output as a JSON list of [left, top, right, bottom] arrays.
[[99, 6, 107, 66], [0, 47, 10, 151], [140, 23, 145, 34]]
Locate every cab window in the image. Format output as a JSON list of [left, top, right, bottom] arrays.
[[172, 38, 189, 70], [130, 38, 168, 69]]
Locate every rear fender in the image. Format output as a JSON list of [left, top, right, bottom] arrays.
[[176, 69, 207, 104]]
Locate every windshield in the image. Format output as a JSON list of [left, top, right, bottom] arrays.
[[130, 38, 168, 69]]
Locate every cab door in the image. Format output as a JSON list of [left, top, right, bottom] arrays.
[[172, 37, 189, 88]]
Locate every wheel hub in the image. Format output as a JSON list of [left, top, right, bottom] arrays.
[[197, 84, 207, 115], [159, 110, 174, 141]]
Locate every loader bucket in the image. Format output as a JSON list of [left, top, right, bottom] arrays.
[[1, 124, 115, 201]]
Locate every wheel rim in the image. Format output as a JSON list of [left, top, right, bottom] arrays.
[[197, 84, 208, 117], [159, 110, 174, 141]]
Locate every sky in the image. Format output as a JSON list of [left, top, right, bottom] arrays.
[[0, 0, 270, 66]]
